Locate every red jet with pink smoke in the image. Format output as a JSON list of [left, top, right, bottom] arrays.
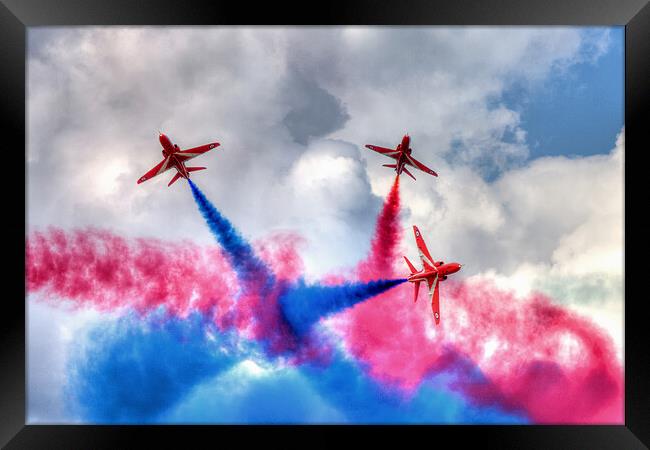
[[366, 134, 438, 180]]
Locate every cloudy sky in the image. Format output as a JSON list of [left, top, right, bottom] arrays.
[[26, 26, 624, 422]]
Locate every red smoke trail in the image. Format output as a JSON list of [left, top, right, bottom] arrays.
[[26, 227, 233, 319], [255, 232, 304, 283], [356, 175, 401, 281], [26, 227, 302, 330], [334, 278, 623, 423]]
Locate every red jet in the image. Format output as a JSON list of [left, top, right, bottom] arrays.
[[404, 225, 462, 325], [137, 132, 220, 187], [365, 134, 438, 180]]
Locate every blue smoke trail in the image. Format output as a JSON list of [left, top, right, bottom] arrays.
[[66, 310, 237, 423], [300, 350, 530, 424], [67, 309, 528, 424], [160, 349, 529, 424], [279, 278, 407, 336], [187, 179, 274, 288]]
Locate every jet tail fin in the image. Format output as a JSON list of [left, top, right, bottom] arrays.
[[383, 164, 397, 169], [186, 167, 206, 173]]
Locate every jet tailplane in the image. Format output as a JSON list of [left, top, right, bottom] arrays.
[[168, 172, 183, 187], [403, 167, 416, 180], [404, 256, 418, 274]]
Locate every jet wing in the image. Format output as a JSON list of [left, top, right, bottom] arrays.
[[405, 154, 438, 177], [137, 156, 174, 184], [413, 225, 436, 270], [365, 144, 401, 159], [175, 142, 220, 161], [427, 274, 441, 325]]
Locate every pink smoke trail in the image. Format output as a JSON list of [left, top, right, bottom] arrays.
[[334, 278, 623, 423], [26, 227, 301, 326], [356, 175, 401, 281]]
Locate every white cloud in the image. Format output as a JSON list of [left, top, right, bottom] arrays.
[[456, 130, 624, 358], [27, 299, 107, 423]]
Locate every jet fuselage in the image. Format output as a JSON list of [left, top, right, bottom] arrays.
[[137, 132, 219, 187], [407, 262, 462, 284], [365, 134, 437, 180], [394, 135, 412, 174], [159, 133, 189, 178]]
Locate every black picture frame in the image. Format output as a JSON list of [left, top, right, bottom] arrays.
[[2, 0, 648, 448]]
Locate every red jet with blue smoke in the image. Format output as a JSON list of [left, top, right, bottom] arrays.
[[137, 132, 220, 187], [404, 225, 462, 325], [365, 134, 438, 180]]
